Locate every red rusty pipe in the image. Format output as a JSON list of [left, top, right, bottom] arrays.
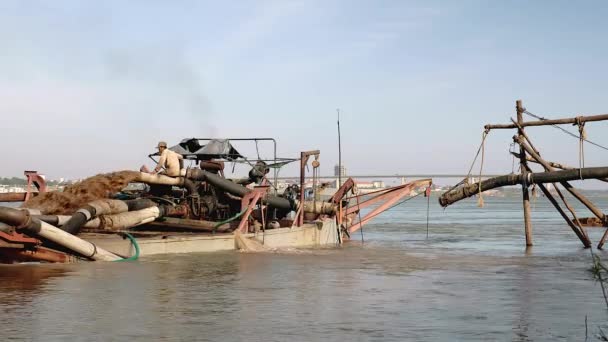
[[0, 247, 69, 263], [0, 193, 29, 203]]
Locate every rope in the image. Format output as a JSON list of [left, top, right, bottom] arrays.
[[356, 195, 364, 243], [114, 232, 140, 262], [524, 110, 608, 151], [426, 188, 430, 240], [578, 119, 586, 180], [445, 129, 490, 195], [509, 143, 517, 174], [255, 139, 261, 160], [477, 130, 487, 208]]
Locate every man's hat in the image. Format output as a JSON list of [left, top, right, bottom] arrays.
[[157, 141, 167, 149]]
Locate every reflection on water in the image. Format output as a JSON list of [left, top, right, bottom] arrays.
[[1, 193, 608, 341]]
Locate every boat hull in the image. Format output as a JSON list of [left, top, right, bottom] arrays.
[[84, 219, 339, 258]]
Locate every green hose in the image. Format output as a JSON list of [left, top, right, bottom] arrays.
[[213, 210, 247, 233], [114, 232, 140, 262]]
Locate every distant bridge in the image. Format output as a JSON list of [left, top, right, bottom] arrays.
[[275, 174, 503, 180]]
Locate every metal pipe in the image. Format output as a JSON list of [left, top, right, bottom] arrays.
[[61, 199, 158, 235], [186, 169, 294, 210], [0, 207, 121, 261], [85, 207, 162, 231], [61, 199, 130, 235], [0, 192, 28, 202]]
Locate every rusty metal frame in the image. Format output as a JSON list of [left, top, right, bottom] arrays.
[[0, 247, 70, 263], [236, 186, 269, 233], [328, 177, 356, 204], [297, 150, 320, 227], [24, 170, 47, 202], [346, 179, 431, 234], [0, 231, 40, 245]]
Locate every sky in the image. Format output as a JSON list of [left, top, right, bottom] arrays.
[[2, 0, 608, 183]]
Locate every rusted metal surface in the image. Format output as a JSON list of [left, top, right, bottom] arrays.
[[0, 171, 46, 203], [347, 179, 431, 234], [328, 178, 355, 204], [345, 180, 429, 215], [0, 247, 69, 263], [298, 150, 320, 227], [0, 230, 40, 245], [0, 192, 28, 202], [24, 170, 47, 201], [237, 186, 269, 233]]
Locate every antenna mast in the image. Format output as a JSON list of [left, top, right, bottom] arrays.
[[337, 108, 342, 187]]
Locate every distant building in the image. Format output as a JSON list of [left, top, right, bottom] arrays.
[[334, 164, 346, 177]]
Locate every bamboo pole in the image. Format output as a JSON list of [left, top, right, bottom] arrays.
[[485, 113, 608, 130], [514, 136, 606, 222], [553, 185, 590, 242], [522, 165, 590, 247], [517, 100, 533, 246], [522, 156, 608, 183], [439, 167, 608, 206], [511, 120, 593, 244], [598, 229, 608, 249]]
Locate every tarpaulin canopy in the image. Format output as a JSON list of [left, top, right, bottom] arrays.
[[168, 138, 243, 160]]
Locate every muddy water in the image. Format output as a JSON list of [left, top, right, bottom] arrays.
[[2, 192, 608, 341]]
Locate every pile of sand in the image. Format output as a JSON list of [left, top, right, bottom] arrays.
[[23, 171, 140, 215]]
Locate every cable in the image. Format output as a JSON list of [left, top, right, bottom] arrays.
[[426, 189, 430, 240], [523, 110, 608, 151]]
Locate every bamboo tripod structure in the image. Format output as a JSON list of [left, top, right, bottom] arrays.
[[440, 100, 608, 249]]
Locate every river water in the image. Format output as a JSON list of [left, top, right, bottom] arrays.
[[2, 192, 608, 341]]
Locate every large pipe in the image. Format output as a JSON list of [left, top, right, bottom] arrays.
[[140, 169, 336, 213], [85, 207, 162, 231], [135, 172, 184, 186], [186, 169, 294, 210], [61, 199, 157, 235], [439, 166, 608, 207], [0, 192, 28, 202], [0, 207, 121, 261], [135, 172, 198, 197], [61, 199, 129, 235]]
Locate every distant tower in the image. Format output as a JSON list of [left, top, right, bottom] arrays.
[[334, 164, 346, 177]]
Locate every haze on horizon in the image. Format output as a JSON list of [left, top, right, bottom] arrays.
[[2, 1, 608, 183]]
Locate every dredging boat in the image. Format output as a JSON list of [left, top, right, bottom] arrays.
[[0, 138, 431, 263]]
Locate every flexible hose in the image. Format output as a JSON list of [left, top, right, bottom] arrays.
[[114, 232, 140, 262], [213, 210, 247, 232]]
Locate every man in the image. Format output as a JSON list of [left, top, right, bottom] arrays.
[[152, 141, 183, 177]]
